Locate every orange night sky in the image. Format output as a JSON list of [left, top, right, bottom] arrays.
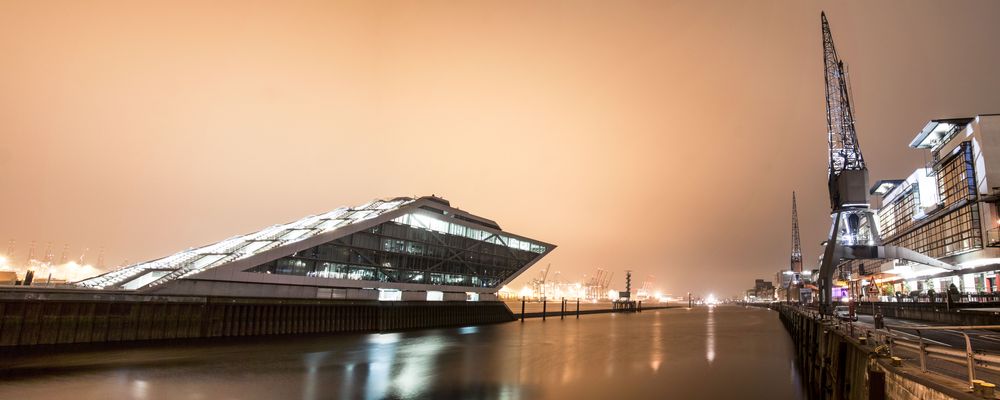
[[2, 1, 1000, 296]]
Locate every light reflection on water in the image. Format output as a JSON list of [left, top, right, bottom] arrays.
[[706, 305, 716, 363], [0, 305, 804, 400]]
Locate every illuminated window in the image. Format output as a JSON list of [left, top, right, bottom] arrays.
[[378, 288, 402, 301]]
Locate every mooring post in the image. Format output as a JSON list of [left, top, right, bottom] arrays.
[[542, 298, 547, 321], [576, 298, 580, 319], [638, 300, 642, 312], [521, 297, 525, 322], [916, 330, 926, 372], [561, 297, 565, 320]]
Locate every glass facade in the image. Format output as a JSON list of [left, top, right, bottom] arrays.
[[246, 212, 547, 288], [876, 141, 982, 259], [883, 203, 981, 258], [79, 197, 414, 290], [877, 185, 918, 240], [937, 142, 977, 208]]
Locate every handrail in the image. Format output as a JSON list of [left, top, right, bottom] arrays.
[[783, 303, 1000, 391], [881, 323, 1000, 389]]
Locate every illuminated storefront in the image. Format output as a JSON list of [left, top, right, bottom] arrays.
[[840, 115, 1000, 300]]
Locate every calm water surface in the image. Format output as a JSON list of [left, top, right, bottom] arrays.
[[0, 305, 803, 399]]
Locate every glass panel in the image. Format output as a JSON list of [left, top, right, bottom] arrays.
[[245, 215, 545, 288]]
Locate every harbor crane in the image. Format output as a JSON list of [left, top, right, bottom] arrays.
[[816, 12, 955, 314]]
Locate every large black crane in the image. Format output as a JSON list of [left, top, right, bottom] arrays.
[[822, 12, 866, 203], [815, 12, 954, 314]]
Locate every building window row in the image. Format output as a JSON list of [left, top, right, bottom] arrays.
[[245, 219, 542, 288], [884, 202, 982, 259], [937, 142, 976, 209], [878, 186, 919, 240]]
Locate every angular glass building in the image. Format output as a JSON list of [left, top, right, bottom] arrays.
[[78, 196, 554, 301]]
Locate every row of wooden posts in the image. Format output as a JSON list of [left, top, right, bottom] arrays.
[[517, 298, 643, 321]]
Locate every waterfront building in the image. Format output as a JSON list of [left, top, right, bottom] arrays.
[[746, 279, 775, 302], [77, 196, 555, 302], [846, 114, 1000, 300], [775, 269, 815, 302]]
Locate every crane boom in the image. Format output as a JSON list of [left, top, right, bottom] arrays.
[[822, 12, 868, 210], [791, 192, 803, 272]]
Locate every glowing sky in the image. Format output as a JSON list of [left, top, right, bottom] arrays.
[[2, 1, 1000, 296]]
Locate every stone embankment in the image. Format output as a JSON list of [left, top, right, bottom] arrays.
[[776, 304, 983, 400], [0, 288, 514, 348]]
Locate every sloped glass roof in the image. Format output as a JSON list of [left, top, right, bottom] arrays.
[[77, 197, 414, 290]]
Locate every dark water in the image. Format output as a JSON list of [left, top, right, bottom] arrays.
[[0, 305, 804, 399]]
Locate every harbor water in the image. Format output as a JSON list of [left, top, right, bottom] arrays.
[[0, 305, 804, 399]]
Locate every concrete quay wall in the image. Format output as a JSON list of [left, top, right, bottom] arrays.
[[777, 304, 976, 400], [0, 289, 514, 348]]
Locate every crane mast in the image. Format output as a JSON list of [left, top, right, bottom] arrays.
[[823, 13, 865, 185], [790, 192, 803, 273]]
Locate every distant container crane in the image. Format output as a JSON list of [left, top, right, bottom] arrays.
[[584, 268, 614, 300]]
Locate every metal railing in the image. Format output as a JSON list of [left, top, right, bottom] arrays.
[[823, 314, 1000, 391], [885, 324, 1000, 390], [856, 294, 1000, 303]]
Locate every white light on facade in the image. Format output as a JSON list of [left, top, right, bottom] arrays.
[[426, 291, 443, 301], [465, 292, 479, 302], [958, 258, 1000, 269], [378, 288, 402, 301]]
